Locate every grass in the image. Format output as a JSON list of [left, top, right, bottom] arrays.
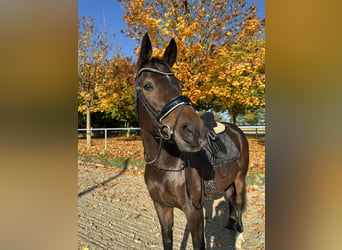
[[78, 154, 146, 171], [246, 171, 265, 187]]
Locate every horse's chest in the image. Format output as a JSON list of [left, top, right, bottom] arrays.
[[144, 170, 184, 205]]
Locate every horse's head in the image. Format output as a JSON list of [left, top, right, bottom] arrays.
[[135, 33, 207, 152]]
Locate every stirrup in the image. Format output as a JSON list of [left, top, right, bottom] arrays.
[[205, 179, 217, 195]]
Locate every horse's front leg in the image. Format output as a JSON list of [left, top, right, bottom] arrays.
[[153, 201, 174, 250], [184, 207, 205, 250]]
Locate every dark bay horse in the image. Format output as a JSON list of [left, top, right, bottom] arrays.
[[135, 33, 249, 250]]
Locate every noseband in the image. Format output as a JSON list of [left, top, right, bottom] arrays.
[[135, 67, 192, 140]]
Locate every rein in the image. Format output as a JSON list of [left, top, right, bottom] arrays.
[[135, 67, 192, 165]]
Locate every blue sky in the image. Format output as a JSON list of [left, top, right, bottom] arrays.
[[78, 0, 265, 59], [78, 0, 136, 57]]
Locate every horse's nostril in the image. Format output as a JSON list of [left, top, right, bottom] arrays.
[[180, 122, 200, 143], [181, 122, 193, 136], [179, 122, 206, 149]]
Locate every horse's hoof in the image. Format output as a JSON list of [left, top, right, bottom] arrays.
[[226, 217, 236, 231], [236, 222, 243, 233], [226, 218, 243, 233]]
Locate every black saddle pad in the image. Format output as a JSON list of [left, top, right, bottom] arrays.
[[200, 112, 240, 167]]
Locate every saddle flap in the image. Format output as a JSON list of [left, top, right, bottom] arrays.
[[204, 132, 240, 167], [199, 112, 240, 167]]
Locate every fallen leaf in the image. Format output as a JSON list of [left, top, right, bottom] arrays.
[[218, 210, 226, 215], [253, 223, 262, 228], [216, 241, 225, 247], [139, 205, 147, 211]]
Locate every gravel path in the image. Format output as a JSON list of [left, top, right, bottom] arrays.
[[78, 163, 265, 250]]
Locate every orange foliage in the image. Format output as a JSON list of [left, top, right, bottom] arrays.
[[78, 16, 111, 113], [78, 17, 136, 123], [119, 0, 265, 116]]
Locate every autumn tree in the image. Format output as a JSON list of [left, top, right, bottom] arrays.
[[205, 38, 265, 123], [97, 55, 136, 134], [119, 0, 265, 124], [78, 16, 111, 146]]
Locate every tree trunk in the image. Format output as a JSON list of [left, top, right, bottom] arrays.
[[229, 104, 245, 125], [86, 105, 92, 147], [232, 113, 237, 125], [125, 121, 131, 137]]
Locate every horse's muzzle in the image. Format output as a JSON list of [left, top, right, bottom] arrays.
[[178, 121, 208, 151]]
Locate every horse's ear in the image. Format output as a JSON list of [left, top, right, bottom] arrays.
[[162, 38, 177, 68], [138, 33, 152, 67]]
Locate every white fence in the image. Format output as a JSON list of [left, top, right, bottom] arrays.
[[238, 126, 265, 136], [78, 126, 265, 149], [78, 128, 140, 150]]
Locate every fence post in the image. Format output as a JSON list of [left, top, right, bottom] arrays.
[[104, 128, 107, 150]]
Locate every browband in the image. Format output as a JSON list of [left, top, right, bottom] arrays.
[[136, 67, 175, 80]]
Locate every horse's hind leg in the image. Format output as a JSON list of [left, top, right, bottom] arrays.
[[224, 183, 239, 231], [225, 171, 247, 233], [153, 201, 174, 250], [234, 170, 247, 233]]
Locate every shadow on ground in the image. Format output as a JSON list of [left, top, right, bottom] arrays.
[[78, 159, 128, 197], [180, 194, 238, 250]]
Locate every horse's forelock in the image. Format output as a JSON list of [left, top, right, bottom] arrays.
[[138, 57, 172, 72]]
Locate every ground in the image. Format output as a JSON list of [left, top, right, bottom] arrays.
[[78, 163, 265, 250]]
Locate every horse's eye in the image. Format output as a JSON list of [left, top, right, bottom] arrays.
[[143, 82, 153, 91]]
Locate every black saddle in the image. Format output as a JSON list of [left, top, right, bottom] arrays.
[[200, 112, 240, 167]]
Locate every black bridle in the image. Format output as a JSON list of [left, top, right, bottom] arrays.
[[135, 67, 192, 164], [135, 67, 192, 140]]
